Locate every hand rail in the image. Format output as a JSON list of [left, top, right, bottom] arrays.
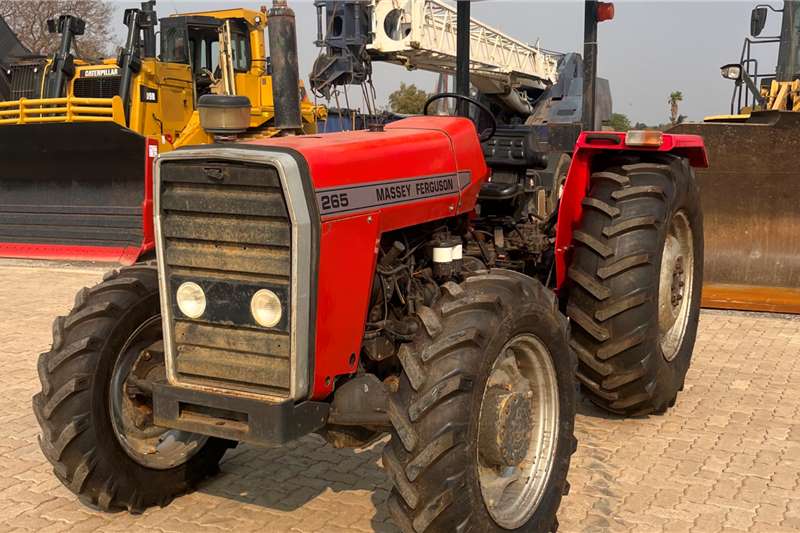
[[0, 96, 126, 126]]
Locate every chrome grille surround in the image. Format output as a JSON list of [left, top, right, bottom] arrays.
[[154, 147, 314, 402]]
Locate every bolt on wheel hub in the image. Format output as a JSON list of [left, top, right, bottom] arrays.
[[479, 387, 534, 468], [109, 316, 208, 470], [670, 256, 686, 307], [477, 335, 559, 529], [658, 211, 694, 362]]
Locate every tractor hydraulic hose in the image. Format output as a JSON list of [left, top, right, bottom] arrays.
[[268, 0, 303, 132]]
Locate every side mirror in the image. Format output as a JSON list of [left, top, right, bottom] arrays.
[[751, 6, 768, 37], [721, 63, 743, 81]]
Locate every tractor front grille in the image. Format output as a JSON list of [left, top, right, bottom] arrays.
[[158, 158, 295, 399], [8, 62, 44, 99], [73, 75, 121, 98]]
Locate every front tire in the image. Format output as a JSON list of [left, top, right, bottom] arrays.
[[32, 264, 230, 512], [385, 270, 577, 533], [566, 154, 703, 416]]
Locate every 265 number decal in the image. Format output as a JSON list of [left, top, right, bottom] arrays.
[[319, 193, 350, 212]]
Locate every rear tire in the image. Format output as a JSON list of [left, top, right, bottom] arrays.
[[32, 264, 229, 512], [566, 154, 703, 416], [385, 270, 577, 533]]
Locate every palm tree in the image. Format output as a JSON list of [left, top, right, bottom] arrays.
[[668, 91, 684, 124]]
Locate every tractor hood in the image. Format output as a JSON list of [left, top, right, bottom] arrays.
[[243, 116, 489, 229]]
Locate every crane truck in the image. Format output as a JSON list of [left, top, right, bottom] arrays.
[[32, 1, 707, 531]]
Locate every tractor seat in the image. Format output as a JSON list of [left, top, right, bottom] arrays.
[[480, 125, 548, 201], [480, 180, 523, 200], [482, 125, 549, 170]]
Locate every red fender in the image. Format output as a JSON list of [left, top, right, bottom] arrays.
[[554, 131, 708, 290]]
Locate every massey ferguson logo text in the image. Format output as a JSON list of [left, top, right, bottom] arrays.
[[81, 68, 120, 78], [317, 172, 471, 216], [375, 178, 455, 202]]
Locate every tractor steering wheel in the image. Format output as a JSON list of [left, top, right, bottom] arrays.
[[423, 93, 498, 142]]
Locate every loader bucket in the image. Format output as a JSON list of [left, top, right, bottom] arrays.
[[670, 111, 800, 313], [0, 122, 154, 264]]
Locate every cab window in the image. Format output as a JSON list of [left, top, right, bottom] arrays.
[[230, 24, 251, 72], [210, 41, 220, 72], [161, 25, 189, 64]]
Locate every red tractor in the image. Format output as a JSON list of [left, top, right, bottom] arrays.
[[33, 1, 706, 531]]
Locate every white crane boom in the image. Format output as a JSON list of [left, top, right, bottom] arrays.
[[370, 0, 560, 93]]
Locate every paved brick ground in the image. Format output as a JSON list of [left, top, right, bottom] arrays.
[[0, 259, 799, 532]]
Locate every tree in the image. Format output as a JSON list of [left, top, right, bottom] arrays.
[[388, 83, 430, 115], [633, 121, 650, 130], [668, 90, 684, 125], [607, 112, 631, 132], [0, 1, 114, 59]]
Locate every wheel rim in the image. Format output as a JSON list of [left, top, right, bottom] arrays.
[[109, 315, 208, 470], [477, 334, 560, 529], [658, 211, 695, 362]]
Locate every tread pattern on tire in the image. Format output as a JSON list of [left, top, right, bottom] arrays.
[[386, 270, 576, 533], [566, 155, 701, 416], [32, 264, 227, 513]]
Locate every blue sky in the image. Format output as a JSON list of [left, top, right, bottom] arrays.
[[112, 1, 785, 125]]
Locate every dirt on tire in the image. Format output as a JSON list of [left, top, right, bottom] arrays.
[[385, 270, 577, 533], [566, 154, 704, 416], [32, 264, 230, 513]]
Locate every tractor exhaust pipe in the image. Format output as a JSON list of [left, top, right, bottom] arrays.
[[268, 0, 303, 132]]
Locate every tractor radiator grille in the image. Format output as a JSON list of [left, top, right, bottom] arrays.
[[73, 76, 121, 99], [158, 160, 294, 399], [8, 63, 43, 99]]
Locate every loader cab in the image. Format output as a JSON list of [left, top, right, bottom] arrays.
[[723, 1, 800, 114], [160, 15, 251, 99]]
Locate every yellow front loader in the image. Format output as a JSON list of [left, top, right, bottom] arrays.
[[0, 1, 323, 263], [670, 1, 800, 313]]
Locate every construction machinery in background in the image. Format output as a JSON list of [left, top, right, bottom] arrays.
[[0, 2, 322, 264], [670, 1, 800, 314], [0, 16, 32, 101], [33, 1, 707, 531]]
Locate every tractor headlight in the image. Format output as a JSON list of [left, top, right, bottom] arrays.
[[251, 289, 282, 328], [176, 282, 206, 319]]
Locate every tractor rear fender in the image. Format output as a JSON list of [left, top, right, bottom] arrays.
[[554, 131, 707, 290]]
